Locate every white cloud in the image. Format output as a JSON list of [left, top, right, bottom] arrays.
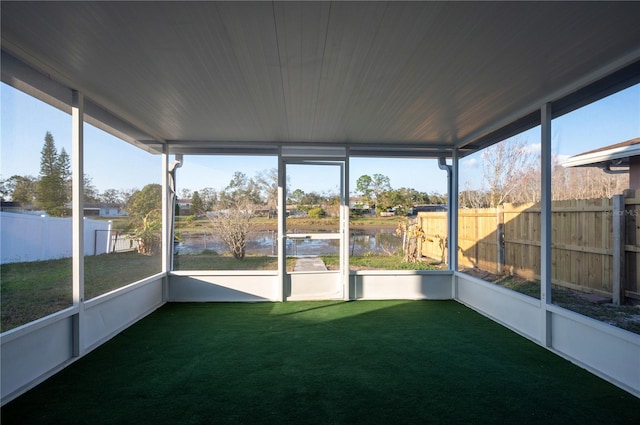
[[463, 158, 479, 168], [524, 142, 541, 153]]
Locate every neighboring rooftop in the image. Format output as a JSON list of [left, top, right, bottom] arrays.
[[562, 137, 640, 169]]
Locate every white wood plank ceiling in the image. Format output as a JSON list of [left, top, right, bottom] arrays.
[[2, 1, 640, 157]]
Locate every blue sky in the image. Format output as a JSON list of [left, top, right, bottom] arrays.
[[2, 82, 639, 196]]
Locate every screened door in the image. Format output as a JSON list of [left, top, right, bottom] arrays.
[[284, 160, 347, 300]]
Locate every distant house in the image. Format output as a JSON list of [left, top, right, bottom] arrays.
[[562, 137, 640, 189], [1, 201, 126, 217], [176, 199, 192, 216], [0, 201, 24, 213], [286, 205, 299, 216], [83, 203, 127, 217], [349, 198, 371, 215], [254, 206, 275, 218]]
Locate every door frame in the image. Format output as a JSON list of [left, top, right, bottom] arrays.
[[277, 152, 350, 301]]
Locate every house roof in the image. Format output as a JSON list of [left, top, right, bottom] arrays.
[[2, 1, 640, 158], [562, 137, 640, 169], [83, 203, 125, 209]]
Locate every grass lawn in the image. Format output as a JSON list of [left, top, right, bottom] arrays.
[[0, 252, 162, 332], [1, 252, 290, 332], [173, 251, 281, 271], [174, 215, 405, 232], [1, 257, 74, 331], [2, 250, 434, 332], [1, 301, 638, 424], [323, 254, 442, 271]]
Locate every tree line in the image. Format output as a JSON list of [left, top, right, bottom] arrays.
[[0, 132, 138, 215], [182, 171, 446, 218], [354, 173, 446, 216], [459, 138, 628, 209], [6, 132, 626, 260], [3, 133, 626, 217], [1, 132, 74, 216]]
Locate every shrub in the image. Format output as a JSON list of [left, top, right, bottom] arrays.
[[307, 207, 325, 219]]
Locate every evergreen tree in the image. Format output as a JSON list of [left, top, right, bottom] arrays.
[[37, 132, 68, 216], [191, 191, 204, 215], [58, 147, 71, 202], [39, 132, 58, 175], [83, 174, 101, 203]]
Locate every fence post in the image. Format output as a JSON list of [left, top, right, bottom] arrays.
[[625, 190, 638, 302], [40, 215, 48, 261], [106, 220, 113, 254], [612, 194, 625, 305], [497, 205, 505, 274]]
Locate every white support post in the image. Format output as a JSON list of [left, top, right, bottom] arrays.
[[162, 149, 172, 302], [450, 149, 459, 271], [450, 149, 459, 298], [342, 151, 350, 300], [162, 149, 170, 276], [277, 151, 286, 302], [541, 103, 553, 347], [71, 90, 85, 357]]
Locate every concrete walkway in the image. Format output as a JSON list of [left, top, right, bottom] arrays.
[[293, 256, 328, 272]]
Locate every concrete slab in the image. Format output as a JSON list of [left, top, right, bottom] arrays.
[[293, 256, 328, 272]]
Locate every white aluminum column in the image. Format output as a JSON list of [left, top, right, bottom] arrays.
[[342, 151, 350, 300], [162, 149, 170, 274], [162, 149, 171, 302], [71, 90, 85, 357], [451, 151, 460, 271], [451, 148, 460, 298], [541, 103, 553, 347], [277, 151, 286, 301]]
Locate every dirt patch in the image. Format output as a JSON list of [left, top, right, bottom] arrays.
[[461, 268, 640, 335]]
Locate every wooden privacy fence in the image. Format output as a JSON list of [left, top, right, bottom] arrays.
[[418, 190, 640, 303]]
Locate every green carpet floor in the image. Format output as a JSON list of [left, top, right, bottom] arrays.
[[2, 300, 639, 424]]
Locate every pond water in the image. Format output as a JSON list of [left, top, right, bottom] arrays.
[[174, 229, 402, 257]]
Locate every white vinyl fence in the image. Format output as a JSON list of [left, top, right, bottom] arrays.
[[0, 212, 136, 264]]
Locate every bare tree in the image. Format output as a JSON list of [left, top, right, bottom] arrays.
[[396, 221, 425, 263], [209, 172, 258, 260], [255, 168, 285, 217], [462, 140, 630, 207], [199, 187, 218, 211], [552, 163, 628, 201], [481, 137, 535, 207], [459, 184, 489, 208], [208, 198, 254, 260], [101, 188, 124, 205]]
